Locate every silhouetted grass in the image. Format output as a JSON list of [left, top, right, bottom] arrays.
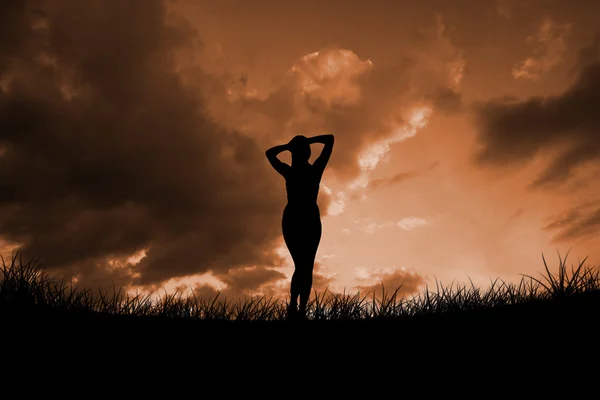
[[1, 249, 599, 323]]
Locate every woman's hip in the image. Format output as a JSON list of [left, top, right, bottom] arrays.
[[282, 205, 321, 230], [283, 204, 320, 219]]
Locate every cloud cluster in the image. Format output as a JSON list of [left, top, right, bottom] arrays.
[[311, 261, 338, 293], [355, 267, 426, 298], [0, 2, 467, 294], [353, 217, 429, 235], [544, 199, 600, 243], [397, 217, 428, 231], [224, 15, 464, 182], [473, 34, 600, 189], [368, 171, 418, 191], [191, 265, 288, 299], [512, 18, 571, 80], [189, 260, 337, 300], [0, 0, 287, 288]]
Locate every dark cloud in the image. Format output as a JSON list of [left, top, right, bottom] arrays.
[[430, 87, 462, 114], [365, 161, 439, 192], [220, 266, 286, 295], [191, 284, 221, 300], [311, 261, 337, 293], [544, 199, 600, 243], [509, 208, 524, 220], [190, 261, 338, 301], [0, 1, 287, 288], [472, 35, 600, 188], [571, 33, 600, 73], [355, 268, 426, 298], [191, 265, 287, 299], [427, 160, 440, 170], [367, 171, 418, 190]]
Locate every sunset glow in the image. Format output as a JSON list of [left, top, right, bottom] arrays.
[[2, 0, 600, 302]]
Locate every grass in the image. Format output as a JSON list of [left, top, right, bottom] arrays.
[[1, 249, 599, 324]]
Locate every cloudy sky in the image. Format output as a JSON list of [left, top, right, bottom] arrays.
[[2, 0, 600, 300]]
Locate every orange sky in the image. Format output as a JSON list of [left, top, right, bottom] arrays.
[[175, 0, 600, 293], [1, 0, 600, 300]]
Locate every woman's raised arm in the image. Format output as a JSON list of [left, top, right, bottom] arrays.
[[308, 134, 335, 174], [265, 143, 291, 177], [307, 134, 334, 146]]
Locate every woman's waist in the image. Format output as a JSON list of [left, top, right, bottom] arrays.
[[284, 201, 320, 211]]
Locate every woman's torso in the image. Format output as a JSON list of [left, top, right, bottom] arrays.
[[285, 165, 320, 211]]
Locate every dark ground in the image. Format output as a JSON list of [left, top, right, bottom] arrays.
[[1, 294, 598, 392], [3, 291, 599, 347]]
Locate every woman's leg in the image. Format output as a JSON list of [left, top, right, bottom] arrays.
[[297, 264, 314, 316], [297, 215, 322, 316], [283, 208, 301, 317], [289, 270, 300, 315], [283, 207, 322, 318]]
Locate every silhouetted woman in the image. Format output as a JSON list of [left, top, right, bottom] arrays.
[[266, 134, 335, 319]]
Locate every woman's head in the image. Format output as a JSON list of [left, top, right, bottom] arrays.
[[289, 135, 311, 163]]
